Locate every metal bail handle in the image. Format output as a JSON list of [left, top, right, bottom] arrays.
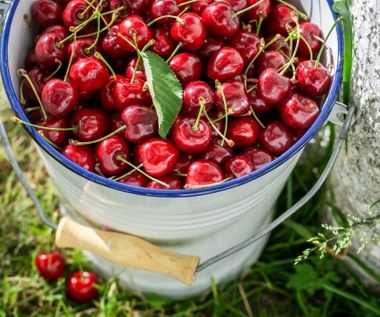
[[0, 102, 356, 284]]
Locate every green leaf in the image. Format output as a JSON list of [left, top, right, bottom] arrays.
[[141, 51, 183, 139]]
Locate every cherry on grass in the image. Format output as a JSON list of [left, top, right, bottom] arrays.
[[35, 250, 66, 282]]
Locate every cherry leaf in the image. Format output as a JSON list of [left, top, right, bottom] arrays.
[[141, 51, 183, 139]]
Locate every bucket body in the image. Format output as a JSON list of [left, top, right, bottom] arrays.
[[1, 0, 343, 299]]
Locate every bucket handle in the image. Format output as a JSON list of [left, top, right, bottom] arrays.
[[0, 102, 355, 285]]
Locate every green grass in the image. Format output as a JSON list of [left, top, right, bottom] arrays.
[[1, 91, 380, 317]]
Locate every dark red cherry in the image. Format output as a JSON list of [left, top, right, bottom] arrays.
[[171, 152, 196, 174], [41, 24, 68, 39], [242, 146, 275, 170], [125, 57, 146, 83], [224, 154, 254, 179], [109, 112, 126, 137], [22, 66, 49, 103], [95, 135, 130, 176], [254, 50, 286, 76], [101, 25, 129, 59], [70, 108, 109, 142], [180, 0, 212, 15], [226, 116, 261, 148], [62, 144, 96, 171], [215, 79, 250, 116], [117, 15, 152, 52], [247, 88, 272, 113], [217, 0, 247, 11], [172, 117, 212, 154], [207, 47, 244, 81], [263, 3, 296, 35], [170, 12, 206, 51], [99, 75, 124, 111], [227, 30, 261, 65], [257, 68, 292, 104], [264, 34, 291, 56], [199, 142, 233, 166], [32, 0, 63, 28], [168, 53, 202, 86], [68, 57, 109, 92], [41, 79, 78, 119], [279, 93, 320, 129], [259, 120, 294, 156], [182, 81, 215, 117], [138, 138, 179, 177], [146, 174, 183, 189], [150, 25, 176, 58], [121, 105, 158, 143], [201, 2, 240, 38], [185, 160, 224, 187], [197, 35, 224, 60], [295, 60, 332, 97], [67, 271, 99, 304], [66, 38, 98, 62]]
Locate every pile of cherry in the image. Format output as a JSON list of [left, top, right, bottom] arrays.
[[20, 0, 333, 190]]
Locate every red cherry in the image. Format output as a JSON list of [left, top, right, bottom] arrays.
[[247, 88, 272, 113], [36, 118, 69, 147], [67, 271, 99, 303], [113, 78, 151, 111], [67, 38, 98, 62], [149, 0, 180, 24], [185, 160, 225, 187], [218, 0, 247, 11], [101, 25, 129, 59], [245, 0, 271, 22], [297, 22, 322, 58], [295, 60, 332, 97], [224, 154, 254, 179], [257, 68, 292, 104], [35, 250, 65, 282], [172, 117, 212, 153], [95, 135, 130, 176], [226, 116, 261, 148], [264, 34, 291, 56], [168, 53, 202, 86], [68, 57, 109, 92], [254, 50, 286, 76], [146, 174, 183, 189], [99, 74, 124, 111], [181, 0, 212, 15], [201, 2, 240, 38], [22, 66, 49, 103], [41, 79, 78, 119], [242, 146, 275, 170], [61, 144, 96, 171], [34, 32, 66, 69], [170, 12, 206, 51], [171, 152, 196, 174], [215, 79, 250, 116], [260, 120, 294, 155], [70, 108, 109, 142], [263, 3, 296, 35], [207, 47, 244, 81], [119, 170, 148, 187], [138, 138, 179, 177], [125, 57, 147, 82], [121, 105, 158, 143], [182, 80, 215, 117], [62, 0, 93, 28], [197, 35, 224, 60], [31, 0, 63, 29], [279, 93, 320, 129], [117, 15, 152, 52]]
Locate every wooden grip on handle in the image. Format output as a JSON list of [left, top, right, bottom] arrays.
[[55, 217, 200, 285]]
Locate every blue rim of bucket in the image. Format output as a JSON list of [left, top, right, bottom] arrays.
[[0, 0, 343, 198]]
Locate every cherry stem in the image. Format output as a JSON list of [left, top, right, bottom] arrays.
[[94, 51, 117, 80], [215, 80, 231, 147], [115, 156, 170, 189], [69, 125, 127, 146], [275, 0, 308, 20], [233, 0, 265, 18], [279, 12, 300, 75], [202, 108, 235, 147], [18, 79, 27, 105], [65, 31, 78, 82], [147, 15, 182, 27], [246, 83, 257, 94], [184, 177, 231, 189], [249, 106, 265, 128], [111, 163, 144, 181], [299, 34, 314, 60], [12, 116, 76, 131], [177, 0, 198, 7], [38, 130, 62, 150], [17, 68, 47, 120], [192, 97, 206, 131], [244, 35, 280, 75], [255, 16, 264, 35], [166, 42, 183, 63], [46, 59, 63, 81], [117, 31, 138, 52], [315, 16, 343, 68]]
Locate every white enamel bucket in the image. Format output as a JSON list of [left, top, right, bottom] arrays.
[[0, 0, 343, 299]]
